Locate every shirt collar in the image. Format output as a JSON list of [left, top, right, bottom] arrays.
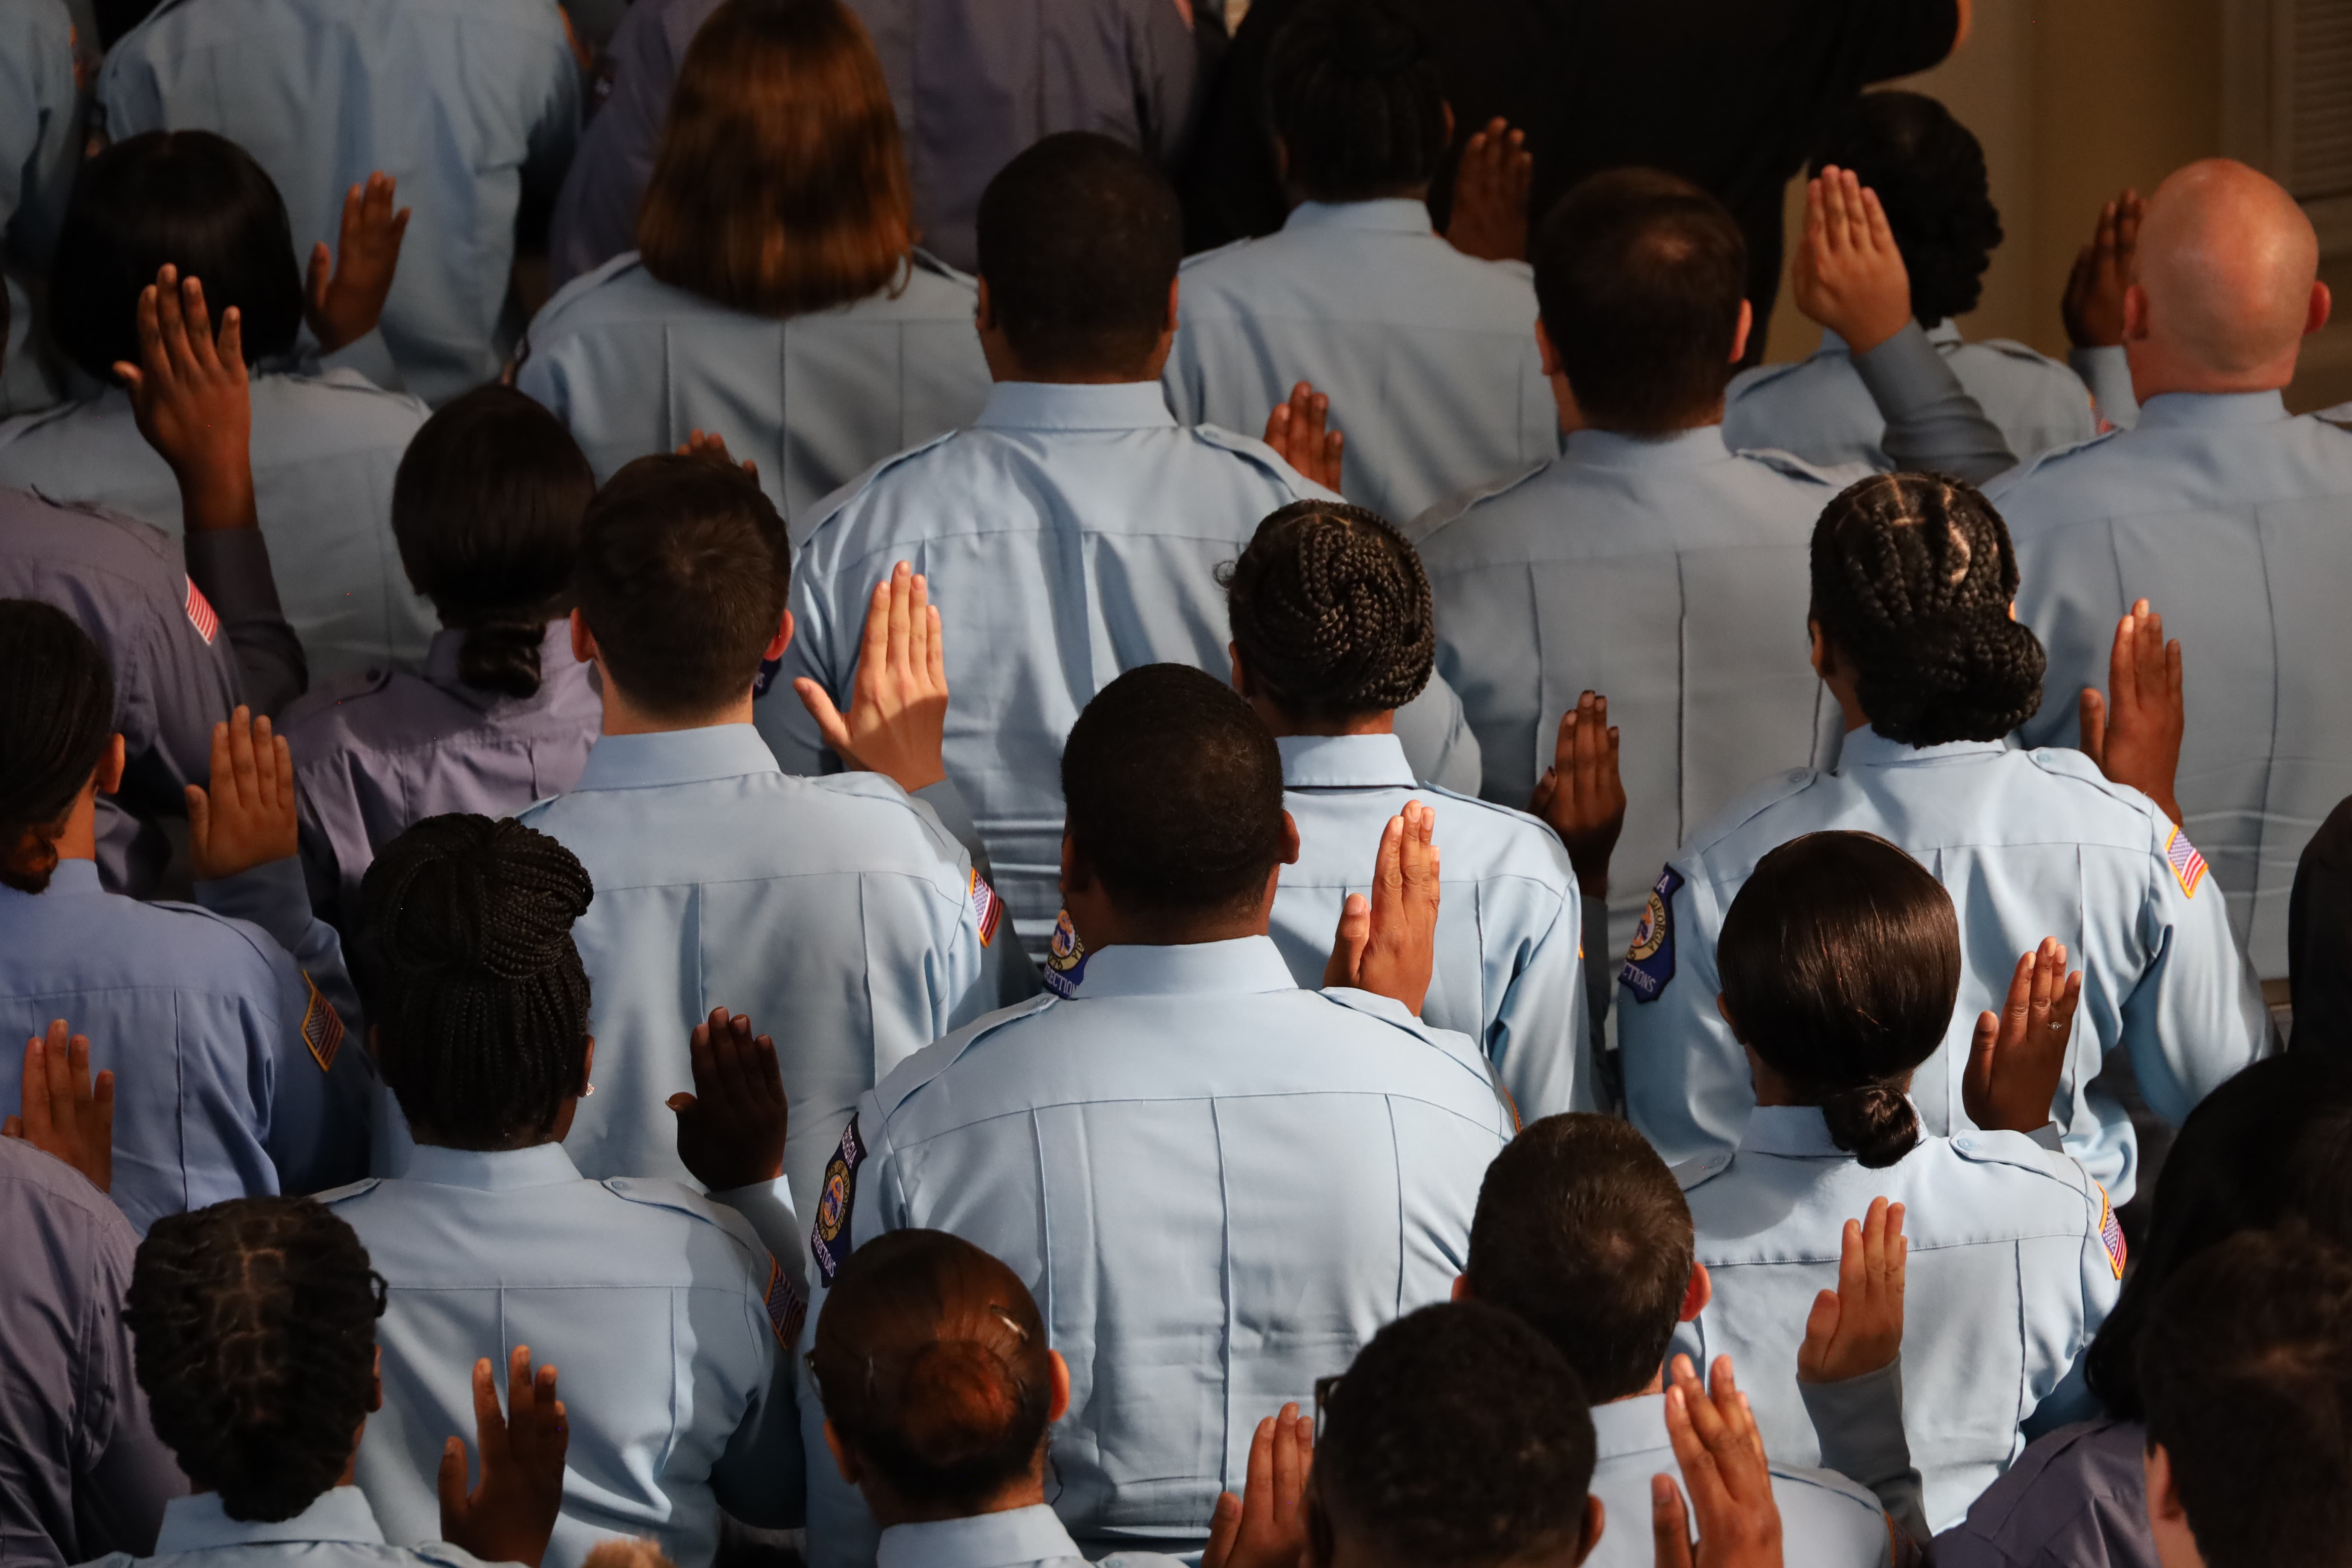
[[973, 380, 1177, 433], [1740, 1104, 1876, 1158], [1562, 424, 1732, 471], [1281, 198, 1435, 237], [0, 858, 102, 900], [573, 724, 780, 792], [876, 1505, 1084, 1568], [1067, 935, 1300, 1000], [1278, 732, 1416, 789], [1835, 726, 2007, 770], [156, 1488, 388, 1554], [400, 1142, 583, 1191], [425, 620, 580, 708], [2133, 389, 2291, 431], [1590, 1394, 1674, 1462]]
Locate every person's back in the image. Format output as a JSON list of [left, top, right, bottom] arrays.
[[519, 0, 992, 521], [1413, 170, 1857, 955], [97, 0, 578, 406], [1164, 1, 1554, 525], [1991, 163, 2352, 982], [514, 453, 1004, 1214], [802, 666, 1516, 1565], [283, 388, 599, 930], [0, 0, 76, 414]]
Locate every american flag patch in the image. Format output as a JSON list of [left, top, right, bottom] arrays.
[[184, 577, 218, 644], [2098, 1184, 2127, 1279], [969, 870, 1003, 948], [2164, 825, 2207, 900], [762, 1255, 807, 1349], [300, 974, 344, 1072]]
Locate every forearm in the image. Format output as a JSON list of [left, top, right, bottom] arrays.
[[1801, 1362, 1930, 1544], [182, 528, 306, 715], [1854, 322, 2017, 482]]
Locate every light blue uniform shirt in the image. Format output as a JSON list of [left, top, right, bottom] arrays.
[[77, 1488, 492, 1568], [874, 1507, 1188, 1568], [0, 0, 75, 416], [1616, 729, 2273, 1201], [1991, 390, 2352, 981], [1269, 731, 1590, 1120], [0, 369, 436, 681], [513, 724, 1015, 1222], [1411, 424, 1859, 957], [1163, 198, 1556, 525], [763, 379, 1482, 953], [518, 251, 992, 521], [0, 857, 374, 1233], [1670, 1106, 2122, 1534], [1724, 322, 2097, 473], [282, 622, 599, 931], [324, 1144, 803, 1568], [1588, 1393, 1890, 1568], [801, 936, 1515, 1566], [96, 0, 581, 406]]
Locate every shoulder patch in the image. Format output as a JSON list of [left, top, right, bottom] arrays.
[[968, 869, 1004, 948], [299, 973, 345, 1072], [183, 574, 218, 644], [2097, 1184, 2127, 1279], [1672, 1151, 1731, 1191], [1043, 907, 1089, 997], [1619, 868, 1683, 1003], [809, 1116, 867, 1286], [2164, 824, 2208, 900], [762, 1254, 808, 1349]]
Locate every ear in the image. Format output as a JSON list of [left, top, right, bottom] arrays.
[[1440, 100, 1455, 146], [1450, 1273, 1471, 1302], [2309, 280, 2333, 338], [2122, 282, 2151, 343], [570, 606, 596, 667], [1046, 1348, 1072, 1423], [370, 1344, 384, 1413], [1714, 992, 1739, 1040], [1272, 134, 1290, 188], [1059, 831, 1089, 899], [97, 733, 126, 795], [1229, 641, 1248, 697], [974, 276, 997, 334], [1572, 1494, 1605, 1566], [1164, 276, 1181, 337], [1280, 808, 1301, 867], [1729, 298, 1754, 364], [822, 1418, 862, 1485], [1679, 1262, 1712, 1323], [1807, 619, 1832, 679], [1536, 317, 1560, 379], [764, 606, 795, 664], [579, 1033, 596, 1087]]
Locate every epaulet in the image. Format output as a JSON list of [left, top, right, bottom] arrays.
[[509, 793, 563, 827], [1682, 766, 1823, 858], [284, 664, 399, 729], [1733, 445, 1864, 487], [877, 994, 1061, 1115], [1672, 1151, 1732, 1191], [1975, 335, 2072, 371], [1983, 426, 2126, 496], [1176, 235, 1260, 275], [411, 1544, 494, 1568], [2315, 401, 2352, 433], [1946, 1130, 2099, 1200], [1726, 353, 1828, 399], [313, 1176, 383, 1204], [908, 248, 975, 287], [1187, 421, 1329, 495], [2018, 745, 2164, 819], [1409, 459, 1552, 542], [601, 1176, 763, 1253], [790, 426, 965, 550]]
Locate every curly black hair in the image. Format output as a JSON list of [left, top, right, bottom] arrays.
[[1810, 472, 2044, 746], [1221, 499, 1434, 724], [1265, 0, 1449, 202], [125, 1197, 387, 1522], [359, 813, 594, 1149], [1810, 91, 2003, 328]]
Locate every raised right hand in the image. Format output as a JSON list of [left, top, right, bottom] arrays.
[[1444, 117, 1533, 263], [186, 707, 299, 882], [792, 561, 949, 793], [1962, 938, 2083, 1134], [1203, 1403, 1313, 1568], [1529, 691, 1625, 897], [1, 1019, 113, 1193], [1263, 381, 1345, 492], [2061, 190, 2143, 349], [1790, 167, 1912, 356], [668, 1008, 788, 1192], [1322, 800, 1440, 1014], [1653, 1355, 1785, 1568], [438, 1347, 569, 1568], [1797, 1197, 1906, 1384], [2078, 598, 2184, 826], [115, 265, 256, 534]]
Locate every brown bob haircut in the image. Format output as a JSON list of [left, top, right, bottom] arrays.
[[636, 0, 911, 317]]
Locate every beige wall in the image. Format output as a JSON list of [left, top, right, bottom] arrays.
[[1760, 0, 2352, 412]]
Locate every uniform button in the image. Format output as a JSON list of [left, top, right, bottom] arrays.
[[1955, 1137, 1974, 1151]]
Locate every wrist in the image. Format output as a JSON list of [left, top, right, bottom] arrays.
[[176, 467, 259, 533]]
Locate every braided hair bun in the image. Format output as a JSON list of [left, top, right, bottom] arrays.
[[126, 1197, 387, 1522], [1811, 472, 2045, 746], [1221, 499, 1435, 724], [359, 813, 594, 1148]]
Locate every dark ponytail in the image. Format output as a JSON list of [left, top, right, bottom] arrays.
[[1220, 499, 1434, 723], [0, 599, 116, 894], [1810, 472, 2044, 746], [1265, 0, 1449, 203], [390, 386, 594, 700], [1717, 832, 1960, 1168]]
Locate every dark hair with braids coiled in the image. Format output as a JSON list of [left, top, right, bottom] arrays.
[[1718, 831, 1960, 1168], [1810, 472, 2045, 747], [1265, 0, 1449, 203], [1220, 500, 1434, 724], [811, 1229, 1055, 1514], [358, 813, 594, 1149], [125, 1196, 387, 1522], [0, 599, 117, 894], [1810, 92, 2003, 328], [392, 386, 595, 700]]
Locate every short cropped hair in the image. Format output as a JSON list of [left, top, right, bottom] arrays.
[[1317, 1302, 1597, 1568], [574, 454, 789, 721], [49, 130, 304, 381], [1060, 664, 1286, 922], [975, 133, 1182, 378], [637, 0, 911, 317], [1466, 1114, 1694, 1402], [1266, 0, 1448, 202], [1533, 168, 1747, 433], [2141, 1226, 2352, 1568]]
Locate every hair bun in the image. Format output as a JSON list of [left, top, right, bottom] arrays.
[[1860, 601, 2044, 746], [1821, 1082, 1922, 1169], [456, 615, 549, 700], [368, 816, 592, 985]]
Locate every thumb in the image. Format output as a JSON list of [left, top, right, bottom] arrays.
[[1965, 1009, 2000, 1112], [2078, 688, 2107, 767], [666, 1092, 696, 1118], [1203, 1491, 1242, 1568], [1800, 1288, 1841, 1366], [184, 784, 211, 861], [793, 677, 854, 756], [437, 1435, 470, 1525], [1323, 892, 1370, 988], [1, 1115, 21, 1139], [307, 241, 332, 308]]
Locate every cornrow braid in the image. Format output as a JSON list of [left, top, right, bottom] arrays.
[[1810, 472, 2045, 746], [125, 1197, 387, 1522], [359, 813, 594, 1148], [1220, 499, 1435, 724]]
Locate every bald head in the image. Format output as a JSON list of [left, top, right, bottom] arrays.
[[2130, 159, 2326, 389]]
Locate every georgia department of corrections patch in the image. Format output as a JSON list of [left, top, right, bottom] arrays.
[[810, 1116, 866, 1287], [1043, 907, 1088, 998], [1619, 868, 1683, 1003], [2097, 1184, 2127, 1279]]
